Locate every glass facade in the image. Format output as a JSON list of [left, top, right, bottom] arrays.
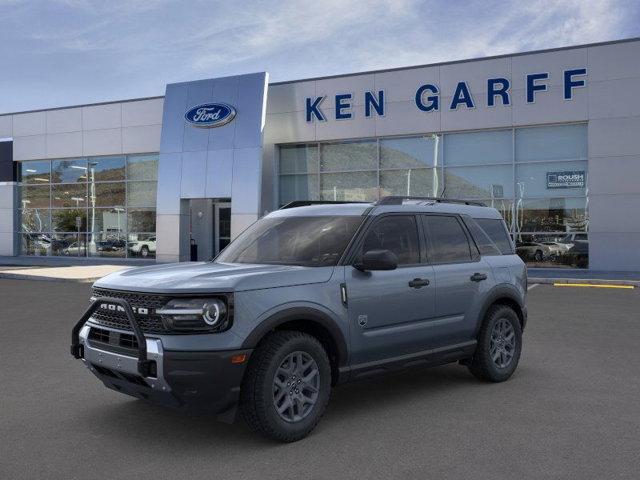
[[277, 124, 588, 268], [18, 154, 158, 258]]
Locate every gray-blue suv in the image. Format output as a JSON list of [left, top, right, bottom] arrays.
[[71, 196, 527, 442]]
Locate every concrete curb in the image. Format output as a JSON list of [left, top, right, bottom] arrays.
[[0, 273, 100, 283], [529, 277, 640, 287]]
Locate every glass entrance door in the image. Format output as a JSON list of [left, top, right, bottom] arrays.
[[214, 203, 231, 255]]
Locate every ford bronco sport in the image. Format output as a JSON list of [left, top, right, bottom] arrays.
[[71, 196, 527, 442]]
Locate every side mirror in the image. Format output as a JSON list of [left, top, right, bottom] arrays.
[[355, 249, 398, 271]]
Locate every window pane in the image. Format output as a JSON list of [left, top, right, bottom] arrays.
[[516, 124, 587, 162], [127, 154, 158, 181], [88, 234, 126, 258], [20, 209, 50, 233], [21, 185, 50, 209], [279, 145, 318, 174], [21, 233, 52, 256], [515, 233, 588, 268], [380, 136, 440, 169], [444, 130, 512, 166], [444, 165, 513, 199], [20, 160, 50, 184], [379, 169, 439, 197], [424, 215, 472, 263], [52, 183, 87, 208], [321, 140, 377, 172], [52, 209, 87, 232], [88, 208, 127, 238], [91, 156, 125, 181], [516, 161, 586, 198], [50, 233, 87, 257], [127, 234, 157, 258], [128, 209, 156, 232], [94, 182, 125, 207], [51, 158, 87, 183], [471, 199, 514, 228], [320, 171, 378, 201], [127, 181, 157, 207], [463, 217, 501, 256], [279, 174, 319, 206], [474, 218, 514, 254], [361, 215, 420, 265], [515, 197, 587, 233]]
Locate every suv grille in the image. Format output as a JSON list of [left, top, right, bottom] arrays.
[[90, 287, 168, 334]]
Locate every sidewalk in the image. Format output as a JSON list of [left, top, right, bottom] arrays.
[[0, 265, 133, 283], [528, 268, 640, 287]]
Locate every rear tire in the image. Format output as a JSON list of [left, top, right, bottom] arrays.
[[240, 331, 331, 442], [468, 305, 522, 382]]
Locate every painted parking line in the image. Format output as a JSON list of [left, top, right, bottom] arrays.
[[527, 283, 539, 291], [553, 283, 635, 289]]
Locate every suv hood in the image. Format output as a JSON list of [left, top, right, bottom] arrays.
[[93, 262, 335, 293]]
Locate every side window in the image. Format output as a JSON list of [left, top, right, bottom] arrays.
[[361, 215, 420, 265], [474, 218, 514, 254], [423, 215, 472, 263], [463, 217, 501, 256]]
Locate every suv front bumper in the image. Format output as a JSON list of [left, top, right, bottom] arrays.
[[71, 298, 252, 416]]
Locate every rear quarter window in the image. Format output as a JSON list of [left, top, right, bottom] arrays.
[[473, 217, 514, 255]]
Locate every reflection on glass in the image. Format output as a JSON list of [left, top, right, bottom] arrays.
[[515, 233, 588, 268], [127, 181, 157, 207], [279, 175, 319, 206], [516, 124, 587, 162], [444, 130, 512, 166], [127, 154, 158, 181], [50, 233, 87, 257], [20, 160, 50, 184], [51, 158, 88, 183], [52, 183, 87, 208], [95, 182, 125, 207], [444, 165, 513, 199], [20, 209, 51, 233], [380, 136, 440, 169], [93, 156, 125, 181], [515, 197, 587, 233], [515, 161, 587, 198], [380, 169, 439, 197], [21, 233, 52, 256], [320, 171, 378, 201], [52, 209, 87, 232], [279, 145, 318, 174], [128, 233, 156, 258], [21, 185, 50, 209], [128, 209, 156, 232], [321, 141, 377, 172], [470, 199, 514, 229]]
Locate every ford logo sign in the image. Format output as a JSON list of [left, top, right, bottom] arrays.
[[184, 103, 236, 128]]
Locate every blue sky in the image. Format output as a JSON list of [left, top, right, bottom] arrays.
[[1, 0, 639, 113]]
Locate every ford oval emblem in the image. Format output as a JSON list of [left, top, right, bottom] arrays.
[[184, 103, 237, 128]]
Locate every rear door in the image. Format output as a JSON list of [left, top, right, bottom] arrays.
[[422, 214, 492, 346], [345, 214, 436, 365]]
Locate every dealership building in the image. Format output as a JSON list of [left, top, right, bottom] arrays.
[[1, 38, 639, 270]]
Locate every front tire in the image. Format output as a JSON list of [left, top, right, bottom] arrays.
[[240, 331, 331, 442], [468, 305, 522, 382]]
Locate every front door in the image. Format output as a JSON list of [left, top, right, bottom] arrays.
[[214, 203, 231, 256], [345, 214, 436, 365]]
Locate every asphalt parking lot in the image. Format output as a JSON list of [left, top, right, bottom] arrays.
[[1, 279, 639, 480]]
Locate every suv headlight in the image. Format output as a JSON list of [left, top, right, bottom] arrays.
[[157, 298, 230, 332]]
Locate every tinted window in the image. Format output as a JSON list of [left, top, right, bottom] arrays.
[[217, 216, 363, 267], [475, 218, 514, 254], [463, 217, 501, 256], [423, 215, 472, 263], [361, 215, 420, 265]]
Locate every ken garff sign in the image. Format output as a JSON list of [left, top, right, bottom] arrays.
[[185, 103, 237, 128], [547, 170, 586, 189], [305, 68, 587, 122]]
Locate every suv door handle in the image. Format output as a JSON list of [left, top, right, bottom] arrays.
[[408, 278, 430, 288], [470, 272, 488, 282]]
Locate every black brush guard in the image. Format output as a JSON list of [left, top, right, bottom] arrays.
[[71, 297, 153, 377]]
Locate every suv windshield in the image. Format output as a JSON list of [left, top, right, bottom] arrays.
[[216, 215, 364, 267]]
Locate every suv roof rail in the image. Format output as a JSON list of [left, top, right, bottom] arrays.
[[279, 200, 369, 210], [376, 196, 486, 207]]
